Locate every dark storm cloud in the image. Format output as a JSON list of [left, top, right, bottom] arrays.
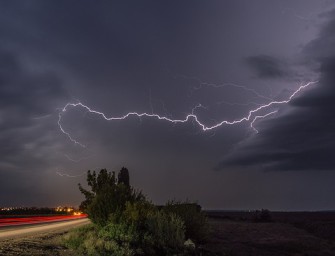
[[245, 55, 288, 79], [0, 53, 65, 113], [217, 12, 335, 171], [1, 0, 335, 210], [303, 9, 335, 59], [0, 48, 68, 203], [0, 1, 222, 116], [0, 49, 67, 133]]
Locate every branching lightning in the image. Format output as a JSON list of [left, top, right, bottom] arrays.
[[250, 111, 278, 133], [64, 154, 93, 163], [57, 113, 86, 147], [173, 73, 273, 101], [192, 81, 273, 101], [56, 171, 86, 178], [58, 81, 317, 146], [32, 114, 52, 120], [216, 100, 263, 107]]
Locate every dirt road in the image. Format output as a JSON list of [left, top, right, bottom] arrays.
[[0, 218, 90, 255]]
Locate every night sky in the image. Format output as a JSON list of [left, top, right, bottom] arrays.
[[1, 0, 335, 210]]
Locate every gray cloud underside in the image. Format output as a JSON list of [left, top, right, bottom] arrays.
[[217, 12, 335, 171], [1, 1, 335, 209], [245, 55, 289, 79]]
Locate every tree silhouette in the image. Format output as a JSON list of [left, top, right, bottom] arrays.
[[78, 168, 144, 225], [118, 167, 130, 187], [78, 169, 114, 210]]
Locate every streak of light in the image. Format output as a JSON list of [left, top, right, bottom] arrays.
[[56, 171, 86, 178], [250, 111, 278, 133], [58, 81, 317, 147]]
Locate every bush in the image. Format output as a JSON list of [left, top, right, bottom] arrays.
[[78, 168, 145, 226], [143, 210, 185, 255], [64, 203, 187, 255], [62, 224, 98, 255], [254, 209, 272, 222], [122, 201, 187, 255], [163, 201, 209, 243], [66, 168, 208, 255], [98, 221, 140, 255], [63, 223, 139, 256], [122, 201, 156, 229]]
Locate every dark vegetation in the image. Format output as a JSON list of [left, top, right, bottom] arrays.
[[3, 209, 335, 256], [62, 168, 335, 255], [253, 208, 272, 222], [63, 168, 208, 255]]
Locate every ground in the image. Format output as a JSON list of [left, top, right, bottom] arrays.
[[202, 212, 335, 256], [0, 230, 76, 256], [1, 212, 335, 255], [202, 219, 335, 256]]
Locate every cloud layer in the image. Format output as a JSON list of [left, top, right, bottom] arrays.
[[218, 12, 335, 171]]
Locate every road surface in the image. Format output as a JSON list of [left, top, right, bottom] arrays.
[[0, 215, 87, 227], [0, 216, 89, 240]]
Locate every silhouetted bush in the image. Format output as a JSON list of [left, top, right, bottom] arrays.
[[78, 168, 145, 226], [64, 205, 187, 255], [65, 168, 206, 255], [254, 209, 272, 222], [163, 201, 209, 243], [121, 201, 186, 255], [143, 210, 185, 255], [122, 201, 156, 229]]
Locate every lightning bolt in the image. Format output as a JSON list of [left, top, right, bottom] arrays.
[[32, 114, 52, 120], [216, 100, 263, 107], [58, 112, 86, 147], [250, 110, 278, 133], [63, 154, 93, 163], [56, 171, 86, 178], [58, 81, 317, 147], [173, 73, 273, 101], [192, 81, 273, 101]]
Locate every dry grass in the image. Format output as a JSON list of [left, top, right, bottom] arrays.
[[0, 231, 77, 256], [202, 217, 335, 256]]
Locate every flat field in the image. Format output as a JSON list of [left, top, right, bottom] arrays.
[[202, 211, 335, 256]]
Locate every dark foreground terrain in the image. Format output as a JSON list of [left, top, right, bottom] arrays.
[[0, 231, 76, 256], [1, 211, 335, 255], [202, 211, 335, 256]]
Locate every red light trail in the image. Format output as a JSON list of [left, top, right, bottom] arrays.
[[0, 214, 87, 228]]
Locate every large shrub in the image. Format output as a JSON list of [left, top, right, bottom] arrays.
[[122, 201, 186, 255], [78, 168, 144, 226], [64, 208, 186, 255], [122, 201, 156, 229], [143, 210, 185, 255], [66, 168, 206, 255], [253, 209, 272, 222], [63, 223, 138, 256], [62, 224, 99, 255], [163, 201, 209, 242]]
